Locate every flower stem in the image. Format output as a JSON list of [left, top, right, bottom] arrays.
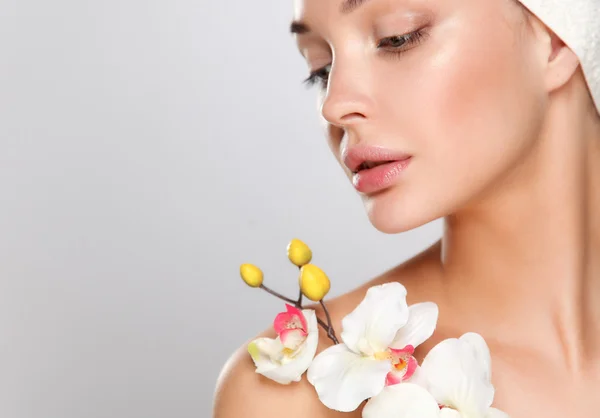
[[316, 317, 339, 344], [320, 300, 339, 344], [259, 284, 297, 305], [297, 266, 304, 306]]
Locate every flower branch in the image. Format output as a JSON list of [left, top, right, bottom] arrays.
[[240, 239, 339, 345], [319, 300, 338, 344], [259, 284, 298, 305]]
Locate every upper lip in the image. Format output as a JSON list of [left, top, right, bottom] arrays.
[[342, 145, 412, 174]]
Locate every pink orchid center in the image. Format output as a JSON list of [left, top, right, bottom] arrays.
[[273, 304, 308, 351], [376, 345, 418, 386]]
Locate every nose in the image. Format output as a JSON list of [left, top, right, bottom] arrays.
[[320, 62, 374, 128]]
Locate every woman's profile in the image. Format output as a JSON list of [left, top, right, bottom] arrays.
[[213, 0, 600, 416]]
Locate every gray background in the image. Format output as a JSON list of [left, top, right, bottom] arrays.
[[0, 1, 442, 417]]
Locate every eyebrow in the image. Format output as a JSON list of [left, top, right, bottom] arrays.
[[289, 0, 372, 34], [290, 21, 311, 34], [340, 0, 371, 14]]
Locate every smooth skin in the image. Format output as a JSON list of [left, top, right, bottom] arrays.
[[213, 0, 600, 416]]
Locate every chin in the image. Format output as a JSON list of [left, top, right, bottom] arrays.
[[361, 186, 446, 234]]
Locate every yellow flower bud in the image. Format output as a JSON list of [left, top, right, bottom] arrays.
[[287, 238, 312, 267], [299, 264, 330, 301], [240, 263, 264, 288]]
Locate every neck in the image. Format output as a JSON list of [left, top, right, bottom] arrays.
[[439, 87, 600, 370]]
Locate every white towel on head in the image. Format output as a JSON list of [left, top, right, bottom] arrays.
[[518, 0, 600, 114]]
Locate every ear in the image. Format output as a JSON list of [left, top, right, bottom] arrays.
[[545, 33, 580, 93], [527, 14, 580, 94]]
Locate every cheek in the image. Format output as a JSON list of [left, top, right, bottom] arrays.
[[406, 21, 543, 199], [365, 17, 545, 232]]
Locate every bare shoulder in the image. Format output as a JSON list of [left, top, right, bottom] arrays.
[[213, 241, 443, 418], [212, 327, 353, 418]]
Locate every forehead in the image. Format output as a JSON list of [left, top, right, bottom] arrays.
[[292, 0, 434, 27], [292, 0, 524, 29], [292, 0, 363, 21], [292, 0, 332, 21]]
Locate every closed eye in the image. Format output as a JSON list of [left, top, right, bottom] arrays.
[[303, 64, 332, 89], [377, 29, 428, 55], [302, 28, 428, 89]]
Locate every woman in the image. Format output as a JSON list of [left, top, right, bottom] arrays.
[[214, 0, 600, 416]]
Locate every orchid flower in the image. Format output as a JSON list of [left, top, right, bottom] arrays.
[[362, 333, 509, 418], [248, 304, 319, 384], [307, 282, 439, 412]]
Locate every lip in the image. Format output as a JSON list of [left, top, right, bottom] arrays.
[[342, 145, 412, 174], [352, 158, 412, 194], [341, 145, 413, 194]]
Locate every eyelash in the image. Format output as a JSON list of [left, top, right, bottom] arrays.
[[303, 28, 428, 89]]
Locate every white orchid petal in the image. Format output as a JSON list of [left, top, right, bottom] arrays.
[[420, 335, 495, 416], [390, 302, 439, 349], [249, 337, 289, 383], [487, 408, 510, 418], [307, 344, 391, 412], [407, 365, 428, 387], [249, 309, 319, 385], [362, 383, 441, 418], [280, 328, 307, 350], [250, 337, 284, 363], [341, 282, 409, 354], [439, 408, 462, 418], [459, 332, 492, 382]]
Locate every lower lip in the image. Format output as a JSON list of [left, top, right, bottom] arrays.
[[352, 158, 412, 194]]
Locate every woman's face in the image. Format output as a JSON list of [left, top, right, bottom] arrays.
[[292, 0, 548, 233]]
